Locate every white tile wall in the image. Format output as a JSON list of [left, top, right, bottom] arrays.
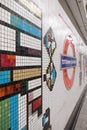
[[0, 7, 10, 23], [28, 88, 41, 102], [18, 94, 27, 130], [0, 24, 16, 52], [16, 56, 41, 66], [28, 78, 41, 90], [20, 33, 41, 50]]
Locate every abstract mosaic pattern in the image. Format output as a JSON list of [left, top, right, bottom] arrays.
[[42, 108, 52, 130], [0, 0, 42, 129], [44, 28, 57, 91]]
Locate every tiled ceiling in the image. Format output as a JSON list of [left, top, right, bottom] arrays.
[[59, 0, 87, 45]]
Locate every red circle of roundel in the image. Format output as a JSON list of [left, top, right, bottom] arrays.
[[63, 36, 76, 89]]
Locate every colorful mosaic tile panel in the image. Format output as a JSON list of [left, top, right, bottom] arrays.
[[0, 0, 42, 129]]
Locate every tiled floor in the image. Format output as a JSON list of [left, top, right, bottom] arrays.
[[74, 94, 87, 130]]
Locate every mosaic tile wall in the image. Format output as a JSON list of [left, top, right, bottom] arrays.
[[0, 0, 42, 130]]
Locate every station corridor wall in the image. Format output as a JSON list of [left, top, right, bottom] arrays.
[[0, 0, 87, 130]]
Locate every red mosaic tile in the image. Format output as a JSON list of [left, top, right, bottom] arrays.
[[32, 97, 42, 111], [1, 54, 16, 67], [0, 83, 21, 98]]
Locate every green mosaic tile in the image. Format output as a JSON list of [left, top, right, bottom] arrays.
[[0, 98, 11, 130]]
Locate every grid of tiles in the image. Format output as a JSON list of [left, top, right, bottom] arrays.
[[0, 0, 42, 130], [0, 71, 11, 84], [20, 33, 41, 50], [0, 0, 41, 27], [0, 24, 16, 52]]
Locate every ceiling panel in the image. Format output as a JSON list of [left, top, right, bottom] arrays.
[[59, 0, 87, 45]]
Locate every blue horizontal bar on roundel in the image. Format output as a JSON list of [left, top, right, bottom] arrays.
[[61, 55, 77, 69]]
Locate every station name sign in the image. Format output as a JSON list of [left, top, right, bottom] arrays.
[[61, 55, 77, 69]]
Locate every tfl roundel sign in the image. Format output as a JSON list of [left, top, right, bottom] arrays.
[[61, 35, 77, 89]]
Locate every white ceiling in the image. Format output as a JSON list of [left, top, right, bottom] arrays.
[[59, 0, 87, 45]]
